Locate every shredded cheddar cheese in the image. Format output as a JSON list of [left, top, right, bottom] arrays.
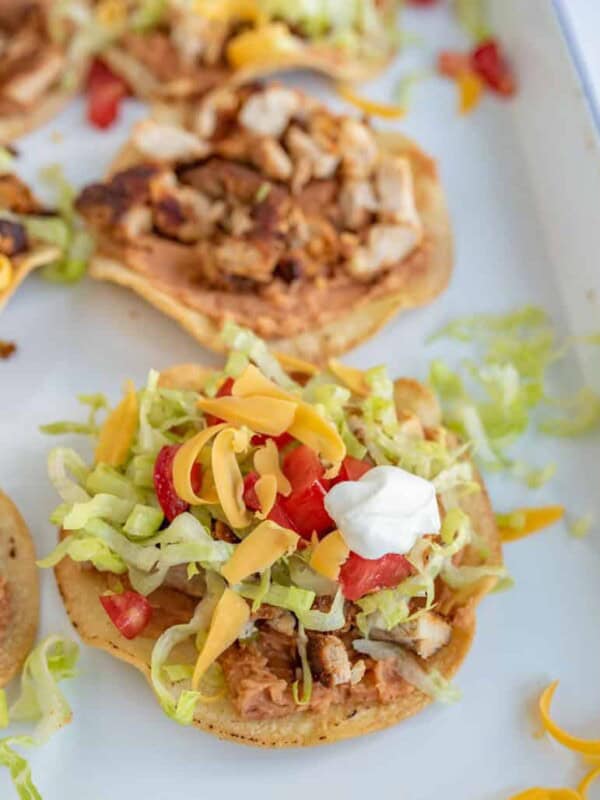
[[579, 764, 600, 798], [173, 423, 227, 504], [275, 352, 319, 377], [95, 381, 138, 467], [337, 84, 406, 119], [0, 254, 13, 292], [310, 530, 349, 580], [498, 506, 565, 542], [233, 364, 291, 400], [96, 0, 127, 28], [254, 438, 291, 496], [198, 395, 297, 436], [192, 589, 249, 689], [255, 474, 278, 518], [221, 520, 299, 585], [458, 70, 483, 115], [328, 359, 369, 397], [193, 0, 264, 23], [211, 428, 252, 529], [539, 682, 600, 756], [508, 790, 581, 799], [226, 22, 301, 68]]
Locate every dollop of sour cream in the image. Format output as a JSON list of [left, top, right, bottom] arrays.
[[324, 465, 441, 560]]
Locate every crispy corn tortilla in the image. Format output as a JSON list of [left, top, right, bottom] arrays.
[[0, 244, 61, 314], [89, 131, 452, 362], [54, 378, 500, 747], [0, 490, 39, 687]]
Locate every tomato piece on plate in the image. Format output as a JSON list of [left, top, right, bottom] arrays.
[[100, 591, 152, 639], [335, 455, 373, 483], [339, 552, 413, 601], [153, 444, 202, 522], [243, 472, 296, 529], [204, 376, 234, 426], [86, 58, 129, 129], [437, 50, 471, 79], [470, 38, 516, 96]]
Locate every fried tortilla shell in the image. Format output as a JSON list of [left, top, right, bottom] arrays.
[[0, 244, 61, 313], [54, 378, 500, 747], [0, 490, 39, 687], [88, 131, 452, 363]]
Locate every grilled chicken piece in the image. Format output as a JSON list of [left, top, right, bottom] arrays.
[[239, 87, 300, 138], [179, 158, 270, 204], [0, 219, 27, 256], [253, 138, 293, 182], [375, 156, 421, 226], [339, 179, 378, 230], [348, 223, 420, 279], [286, 125, 339, 188], [307, 633, 352, 688], [0, 174, 41, 215], [371, 612, 452, 660], [1, 48, 64, 108], [132, 120, 211, 163], [151, 173, 220, 242], [192, 87, 239, 138], [339, 119, 379, 179]]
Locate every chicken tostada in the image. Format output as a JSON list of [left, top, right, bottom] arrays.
[[0, 1, 90, 142], [75, 82, 452, 361], [0, 490, 39, 687], [42, 325, 503, 746], [87, 0, 401, 104]]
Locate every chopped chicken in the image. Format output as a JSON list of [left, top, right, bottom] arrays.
[[170, 12, 227, 66], [239, 87, 300, 138], [253, 138, 293, 182], [193, 87, 239, 139], [151, 173, 220, 242], [339, 118, 379, 179], [2, 49, 64, 108], [286, 125, 339, 188], [397, 410, 425, 440], [116, 206, 153, 240], [203, 237, 282, 283], [0, 219, 28, 256], [0, 174, 41, 215], [339, 179, 378, 230], [375, 156, 421, 226], [132, 120, 211, 163], [372, 612, 452, 660], [307, 633, 352, 687], [228, 205, 253, 237], [348, 224, 421, 279], [266, 611, 296, 637], [179, 158, 269, 204]]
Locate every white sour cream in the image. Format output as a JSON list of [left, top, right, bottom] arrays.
[[324, 465, 441, 560]]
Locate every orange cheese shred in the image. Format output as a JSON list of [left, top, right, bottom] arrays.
[[95, 380, 138, 467], [198, 395, 297, 436], [192, 589, 250, 689], [508, 790, 581, 800], [499, 506, 565, 542], [211, 428, 252, 529], [173, 423, 227, 504], [275, 352, 319, 377], [233, 364, 292, 401], [255, 474, 278, 518], [337, 84, 406, 119], [579, 764, 600, 798], [539, 681, 600, 756], [310, 530, 349, 581], [328, 359, 369, 397], [221, 520, 299, 585], [458, 70, 483, 115], [226, 22, 301, 68], [254, 438, 291, 496]]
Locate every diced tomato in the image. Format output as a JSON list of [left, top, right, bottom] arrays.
[[205, 377, 234, 426], [339, 552, 413, 601], [470, 38, 516, 96], [282, 445, 326, 491], [251, 432, 294, 449], [279, 445, 335, 538], [86, 58, 129, 130], [153, 444, 202, 522], [243, 472, 296, 529], [335, 455, 373, 483], [100, 591, 152, 639], [437, 50, 471, 79]]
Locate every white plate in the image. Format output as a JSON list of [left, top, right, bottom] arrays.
[[1, 2, 600, 798]]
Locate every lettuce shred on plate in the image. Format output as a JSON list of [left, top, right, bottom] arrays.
[[40, 322, 504, 725], [428, 305, 600, 487], [0, 636, 79, 800]]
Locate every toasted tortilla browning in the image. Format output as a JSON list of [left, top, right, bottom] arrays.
[[54, 378, 501, 747], [77, 84, 452, 360], [0, 491, 39, 687]]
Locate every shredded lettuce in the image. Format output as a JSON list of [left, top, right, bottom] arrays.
[[288, 556, 337, 596], [441, 562, 507, 590], [291, 625, 312, 706], [538, 388, 600, 437], [37, 533, 127, 574], [0, 636, 79, 800], [237, 581, 315, 614], [221, 321, 297, 391], [47, 448, 90, 504], [297, 588, 345, 632], [0, 146, 14, 172], [131, 0, 167, 30], [353, 639, 461, 703], [568, 513, 593, 539], [123, 504, 164, 539], [454, 0, 491, 42], [311, 384, 367, 459]]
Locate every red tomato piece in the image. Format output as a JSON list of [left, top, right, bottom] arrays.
[[100, 591, 152, 639], [339, 552, 413, 601], [205, 377, 234, 426], [153, 444, 202, 522], [86, 58, 129, 130], [470, 38, 516, 96], [335, 455, 373, 483], [281, 482, 335, 539], [251, 432, 294, 449], [243, 472, 296, 530], [282, 445, 325, 491], [437, 50, 471, 79]]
